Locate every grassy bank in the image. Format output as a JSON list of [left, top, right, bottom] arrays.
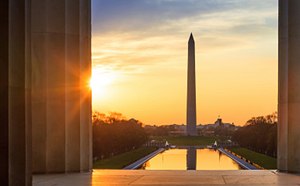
[[93, 147, 157, 169], [227, 147, 277, 169], [151, 136, 218, 146]]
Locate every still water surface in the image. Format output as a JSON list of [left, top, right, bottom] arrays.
[[138, 148, 243, 170]]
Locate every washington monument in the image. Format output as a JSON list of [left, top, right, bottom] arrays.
[[186, 33, 197, 136]]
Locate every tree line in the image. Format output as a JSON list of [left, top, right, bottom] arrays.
[[231, 112, 277, 157], [93, 112, 149, 159]]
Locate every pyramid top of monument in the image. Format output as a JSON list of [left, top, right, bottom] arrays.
[[189, 33, 194, 42]]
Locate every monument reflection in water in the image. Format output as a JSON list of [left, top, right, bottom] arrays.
[[187, 148, 196, 170], [139, 149, 243, 170]]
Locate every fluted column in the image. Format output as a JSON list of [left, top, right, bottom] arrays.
[[0, 0, 32, 185], [278, 0, 300, 173], [65, 0, 81, 172], [79, 0, 93, 171], [31, 0, 92, 173]]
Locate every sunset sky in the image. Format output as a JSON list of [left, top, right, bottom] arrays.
[[91, 0, 278, 126]]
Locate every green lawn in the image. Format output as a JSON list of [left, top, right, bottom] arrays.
[[93, 147, 157, 169], [227, 147, 277, 169], [151, 136, 218, 146]]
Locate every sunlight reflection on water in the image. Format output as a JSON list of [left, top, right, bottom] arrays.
[[138, 148, 244, 170]]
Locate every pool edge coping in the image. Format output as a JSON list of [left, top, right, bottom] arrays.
[[123, 148, 165, 170], [218, 148, 259, 170]]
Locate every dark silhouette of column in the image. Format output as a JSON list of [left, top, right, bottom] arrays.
[[0, 0, 32, 185], [278, 0, 300, 173]]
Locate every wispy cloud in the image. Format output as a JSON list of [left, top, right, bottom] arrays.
[[92, 0, 277, 72], [92, 0, 277, 33]]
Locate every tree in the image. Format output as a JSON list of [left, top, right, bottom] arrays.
[[231, 112, 277, 157], [215, 126, 234, 137], [92, 112, 149, 159], [266, 123, 277, 156]]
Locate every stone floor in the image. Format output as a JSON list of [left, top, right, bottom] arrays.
[[33, 170, 300, 186]]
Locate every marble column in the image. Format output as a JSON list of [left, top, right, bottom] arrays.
[[278, 0, 300, 173], [31, 0, 92, 173], [187, 33, 197, 136], [79, 0, 93, 171], [0, 0, 32, 185]]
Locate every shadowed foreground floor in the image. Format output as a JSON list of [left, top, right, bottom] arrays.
[[33, 169, 300, 185]]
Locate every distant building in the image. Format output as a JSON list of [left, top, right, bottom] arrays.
[[170, 124, 186, 131], [144, 125, 156, 129], [201, 118, 236, 129], [214, 118, 223, 127], [143, 118, 239, 134], [196, 124, 205, 129], [180, 124, 187, 131]]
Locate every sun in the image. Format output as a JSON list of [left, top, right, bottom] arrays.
[[90, 72, 114, 91]]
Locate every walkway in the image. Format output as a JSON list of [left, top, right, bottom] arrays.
[[33, 170, 300, 185], [123, 148, 165, 170], [218, 148, 259, 170]]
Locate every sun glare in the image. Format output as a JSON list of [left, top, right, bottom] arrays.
[[90, 71, 113, 92]]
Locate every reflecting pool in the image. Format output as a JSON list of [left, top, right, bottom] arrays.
[[138, 148, 244, 170]]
